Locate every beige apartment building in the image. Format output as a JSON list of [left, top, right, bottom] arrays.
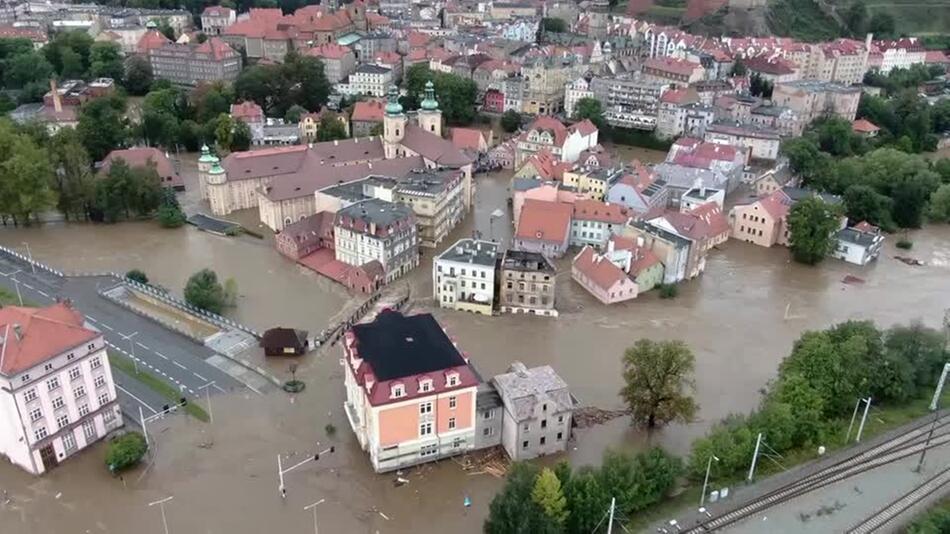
[[521, 58, 586, 116], [772, 80, 861, 125], [499, 250, 558, 317]]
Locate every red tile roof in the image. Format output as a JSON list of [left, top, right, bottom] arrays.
[[194, 37, 238, 60], [689, 202, 729, 238], [644, 56, 702, 76], [852, 118, 880, 134], [351, 99, 385, 122], [202, 6, 234, 17], [516, 199, 573, 243], [757, 189, 793, 220], [572, 199, 631, 225], [100, 147, 180, 187], [307, 43, 352, 60], [744, 55, 797, 75], [573, 245, 630, 293], [0, 25, 46, 43], [571, 118, 598, 137], [137, 29, 171, 54], [0, 303, 98, 376], [450, 127, 485, 151], [521, 115, 570, 146], [373, 51, 400, 65], [231, 100, 263, 122]]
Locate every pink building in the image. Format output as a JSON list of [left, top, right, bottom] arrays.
[[571, 245, 639, 305], [343, 310, 480, 472]]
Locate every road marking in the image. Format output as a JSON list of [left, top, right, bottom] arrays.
[[86, 316, 99, 323], [245, 384, 263, 396], [115, 384, 158, 414], [100, 323, 114, 331], [137, 342, 150, 351], [193, 372, 207, 381], [37, 290, 49, 298], [173, 361, 187, 370], [155, 352, 168, 360], [21, 283, 32, 290]]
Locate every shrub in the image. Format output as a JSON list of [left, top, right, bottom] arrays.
[[896, 238, 913, 250], [184, 268, 227, 313], [325, 423, 336, 437], [658, 283, 678, 299], [125, 269, 148, 284], [105, 432, 148, 472]]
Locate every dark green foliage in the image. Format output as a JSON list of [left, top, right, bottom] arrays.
[[749, 73, 773, 99], [123, 56, 153, 96], [156, 188, 185, 228], [787, 197, 842, 265], [77, 95, 129, 161], [234, 52, 330, 117], [0, 126, 56, 225], [658, 283, 678, 299], [184, 268, 227, 314], [404, 64, 478, 125], [907, 501, 950, 533], [89, 42, 125, 81], [92, 158, 163, 223], [620, 340, 698, 429], [843, 185, 893, 230], [896, 238, 913, 249], [501, 110, 522, 133], [767, 0, 844, 42], [105, 432, 148, 472], [125, 269, 149, 284], [541, 17, 568, 33], [316, 115, 348, 142], [863, 64, 944, 97], [572, 98, 606, 130], [48, 128, 95, 221]]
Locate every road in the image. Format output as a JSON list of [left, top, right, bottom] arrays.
[[0, 252, 247, 424]]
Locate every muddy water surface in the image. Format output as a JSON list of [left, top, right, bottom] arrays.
[[1, 157, 949, 533]]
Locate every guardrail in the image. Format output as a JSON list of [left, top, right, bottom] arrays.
[[0, 244, 65, 277]]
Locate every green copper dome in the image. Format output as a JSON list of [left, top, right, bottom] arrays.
[[420, 80, 439, 111], [385, 85, 403, 115], [209, 161, 225, 174], [198, 144, 216, 163]]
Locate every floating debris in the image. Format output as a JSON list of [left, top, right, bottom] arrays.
[[842, 275, 865, 285], [573, 407, 630, 428], [895, 255, 924, 266]]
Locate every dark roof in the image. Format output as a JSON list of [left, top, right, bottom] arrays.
[[351, 310, 465, 381], [501, 249, 557, 273], [261, 327, 307, 348], [782, 186, 841, 205], [837, 227, 879, 247], [355, 63, 391, 74]]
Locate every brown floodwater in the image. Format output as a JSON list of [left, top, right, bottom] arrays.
[[2, 148, 949, 533]]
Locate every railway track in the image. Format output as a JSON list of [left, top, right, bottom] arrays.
[[846, 465, 950, 534], [685, 417, 950, 533]]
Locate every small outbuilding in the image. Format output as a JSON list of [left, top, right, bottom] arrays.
[[261, 327, 309, 356]]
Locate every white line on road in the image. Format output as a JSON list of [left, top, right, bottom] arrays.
[[173, 361, 187, 370], [155, 351, 168, 360], [86, 316, 98, 323], [245, 384, 262, 396], [115, 384, 158, 414], [37, 290, 49, 298], [193, 372, 207, 381], [21, 283, 32, 290], [137, 342, 150, 351], [100, 323, 114, 331]]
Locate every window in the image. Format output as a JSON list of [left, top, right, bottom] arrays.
[[21, 374, 30, 382], [44, 363, 54, 372], [419, 422, 433, 436], [448, 417, 456, 430], [56, 414, 69, 430], [419, 402, 433, 414], [90, 357, 101, 370], [483, 409, 494, 420], [97, 393, 110, 407], [87, 343, 95, 350], [540, 436, 546, 445], [34, 427, 48, 441], [47, 377, 60, 391], [557, 432, 563, 441], [82, 420, 95, 440], [23, 388, 37, 403], [449, 396, 457, 409], [68, 367, 81, 381], [558, 415, 564, 424], [391, 384, 404, 398], [51, 397, 65, 410], [77, 404, 89, 417], [522, 422, 529, 432], [419, 379, 432, 393], [453, 438, 463, 448], [29, 407, 42, 422], [483, 427, 495, 437], [94, 375, 106, 388], [63, 432, 76, 452], [541, 419, 547, 429], [522, 440, 529, 449], [67, 352, 75, 361], [104, 409, 116, 425], [447, 374, 458, 387], [420, 444, 438, 457]]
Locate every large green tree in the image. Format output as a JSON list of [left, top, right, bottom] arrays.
[[843, 184, 893, 229], [233, 53, 330, 117], [620, 339, 698, 429], [49, 129, 95, 221], [930, 184, 950, 222], [532, 468, 569, 527], [124, 56, 154, 96], [92, 158, 163, 223], [0, 134, 56, 225], [573, 97, 606, 130], [501, 109, 522, 132], [404, 64, 478, 125], [485, 463, 558, 534], [787, 196, 841, 265], [77, 95, 129, 161], [316, 115, 347, 142], [89, 42, 125, 81], [184, 268, 228, 314]]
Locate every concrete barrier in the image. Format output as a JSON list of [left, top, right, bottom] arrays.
[[0, 244, 65, 277]]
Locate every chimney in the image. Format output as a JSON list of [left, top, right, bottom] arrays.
[[12, 323, 22, 341], [50, 79, 62, 113], [637, 236, 644, 248], [607, 239, 615, 254]]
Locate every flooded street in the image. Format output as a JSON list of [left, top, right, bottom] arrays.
[[1, 149, 950, 533]]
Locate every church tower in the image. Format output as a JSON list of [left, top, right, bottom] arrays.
[[197, 144, 219, 201], [383, 85, 406, 160], [416, 80, 442, 137]]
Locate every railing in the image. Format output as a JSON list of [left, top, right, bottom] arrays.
[[0, 244, 65, 277]]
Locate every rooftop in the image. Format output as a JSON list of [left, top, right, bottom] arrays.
[[0, 303, 98, 377], [492, 362, 573, 421], [351, 310, 465, 381], [437, 239, 498, 267]]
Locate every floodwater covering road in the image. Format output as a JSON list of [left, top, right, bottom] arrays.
[[1, 159, 949, 533]]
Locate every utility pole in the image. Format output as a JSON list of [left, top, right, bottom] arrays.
[[748, 433, 763, 481], [139, 405, 149, 448], [304, 499, 325, 534], [197, 381, 215, 424], [120, 331, 139, 373], [277, 446, 334, 498], [22, 242, 34, 275], [846, 397, 862, 442], [606, 497, 615, 534], [855, 397, 872, 442], [700, 455, 719, 507], [148, 496, 174, 534], [917, 359, 950, 473]]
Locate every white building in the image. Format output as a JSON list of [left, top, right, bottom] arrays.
[[872, 38, 927, 74], [563, 77, 593, 119], [0, 303, 123, 475], [832, 223, 884, 266], [433, 239, 498, 316], [335, 64, 393, 97], [334, 198, 419, 283]]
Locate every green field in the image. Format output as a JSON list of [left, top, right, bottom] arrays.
[[865, 0, 950, 36], [108, 351, 210, 423]]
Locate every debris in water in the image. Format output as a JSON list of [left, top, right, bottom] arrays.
[[394, 477, 409, 487], [464, 495, 471, 507], [895, 255, 924, 266], [842, 275, 865, 285], [573, 406, 631, 428]]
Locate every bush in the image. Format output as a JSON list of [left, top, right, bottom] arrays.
[[184, 268, 227, 314], [105, 432, 148, 472], [125, 269, 148, 284], [896, 238, 913, 249], [156, 203, 186, 228], [500, 110, 521, 133], [325, 423, 336, 437], [658, 283, 678, 299]]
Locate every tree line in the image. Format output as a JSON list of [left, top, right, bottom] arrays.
[[486, 318, 947, 532]]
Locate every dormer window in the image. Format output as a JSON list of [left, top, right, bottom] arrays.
[[391, 383, 405, 398], [446, 372, 459, 387], [419, 378, 433, 393]]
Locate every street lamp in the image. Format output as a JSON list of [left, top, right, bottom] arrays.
[[10, 269, 22, 305], [148, 496, 174, 534], [197, 381, 215, 424], [700, 455, 720, 507], [277, 445, 335, 498], [120, 331, 139, 374], [304, 498, 325, 534], [22, 242, 34, 275]]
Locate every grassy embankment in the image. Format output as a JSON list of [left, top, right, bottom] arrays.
[[108, 351, 210, 423]]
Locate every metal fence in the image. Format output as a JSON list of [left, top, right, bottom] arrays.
[[0, 244, 65, 277]]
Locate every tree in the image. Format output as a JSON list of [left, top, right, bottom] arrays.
[[485, 462, 558, 534], [285, 104, 308, 123], [787, 196, 841, 265], [620, 339, 698, 429], [316, 115, 347, 142], [44, 31, 93, 79], [564, 468, 609, 533], [4, 51, 53, 88], [843, 0, 868, 36], [49, 129, 95, 221], [89, 42, 125, 81], [729, 58, 747, 76], [184, 268, 227, 314], [214, 113, 236, 152], [125, 269, 149, 284], [191, 81, 235, 123], [884, 323, 947, 393], [541, 17, 567, 33], [405, 64, 477, 125], [105, 432, 148, 472], [156, 19, 176, 40], [91, 159, 163, 223], [124, 56, 154, 96], [782, 137, 826, 184], [231, 120, 252, 151], [891, 171, 938, 228], [573, 97, 606, 130], [531, 468, 569, 527], [868, 11, 896, 38], [77, 95, 128, 161], [0, 134, 56, 225], [501, 109, 522, 133], [749, 73, 774, 99], [930, 184, 950, 222], [843, 184, 893, 229], [156, 188, 186, 228]]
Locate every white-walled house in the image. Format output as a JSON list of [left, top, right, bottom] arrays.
[[433, 239, 498, 316], [832, 222, 884, 266], [0, 303, 123, 475]]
